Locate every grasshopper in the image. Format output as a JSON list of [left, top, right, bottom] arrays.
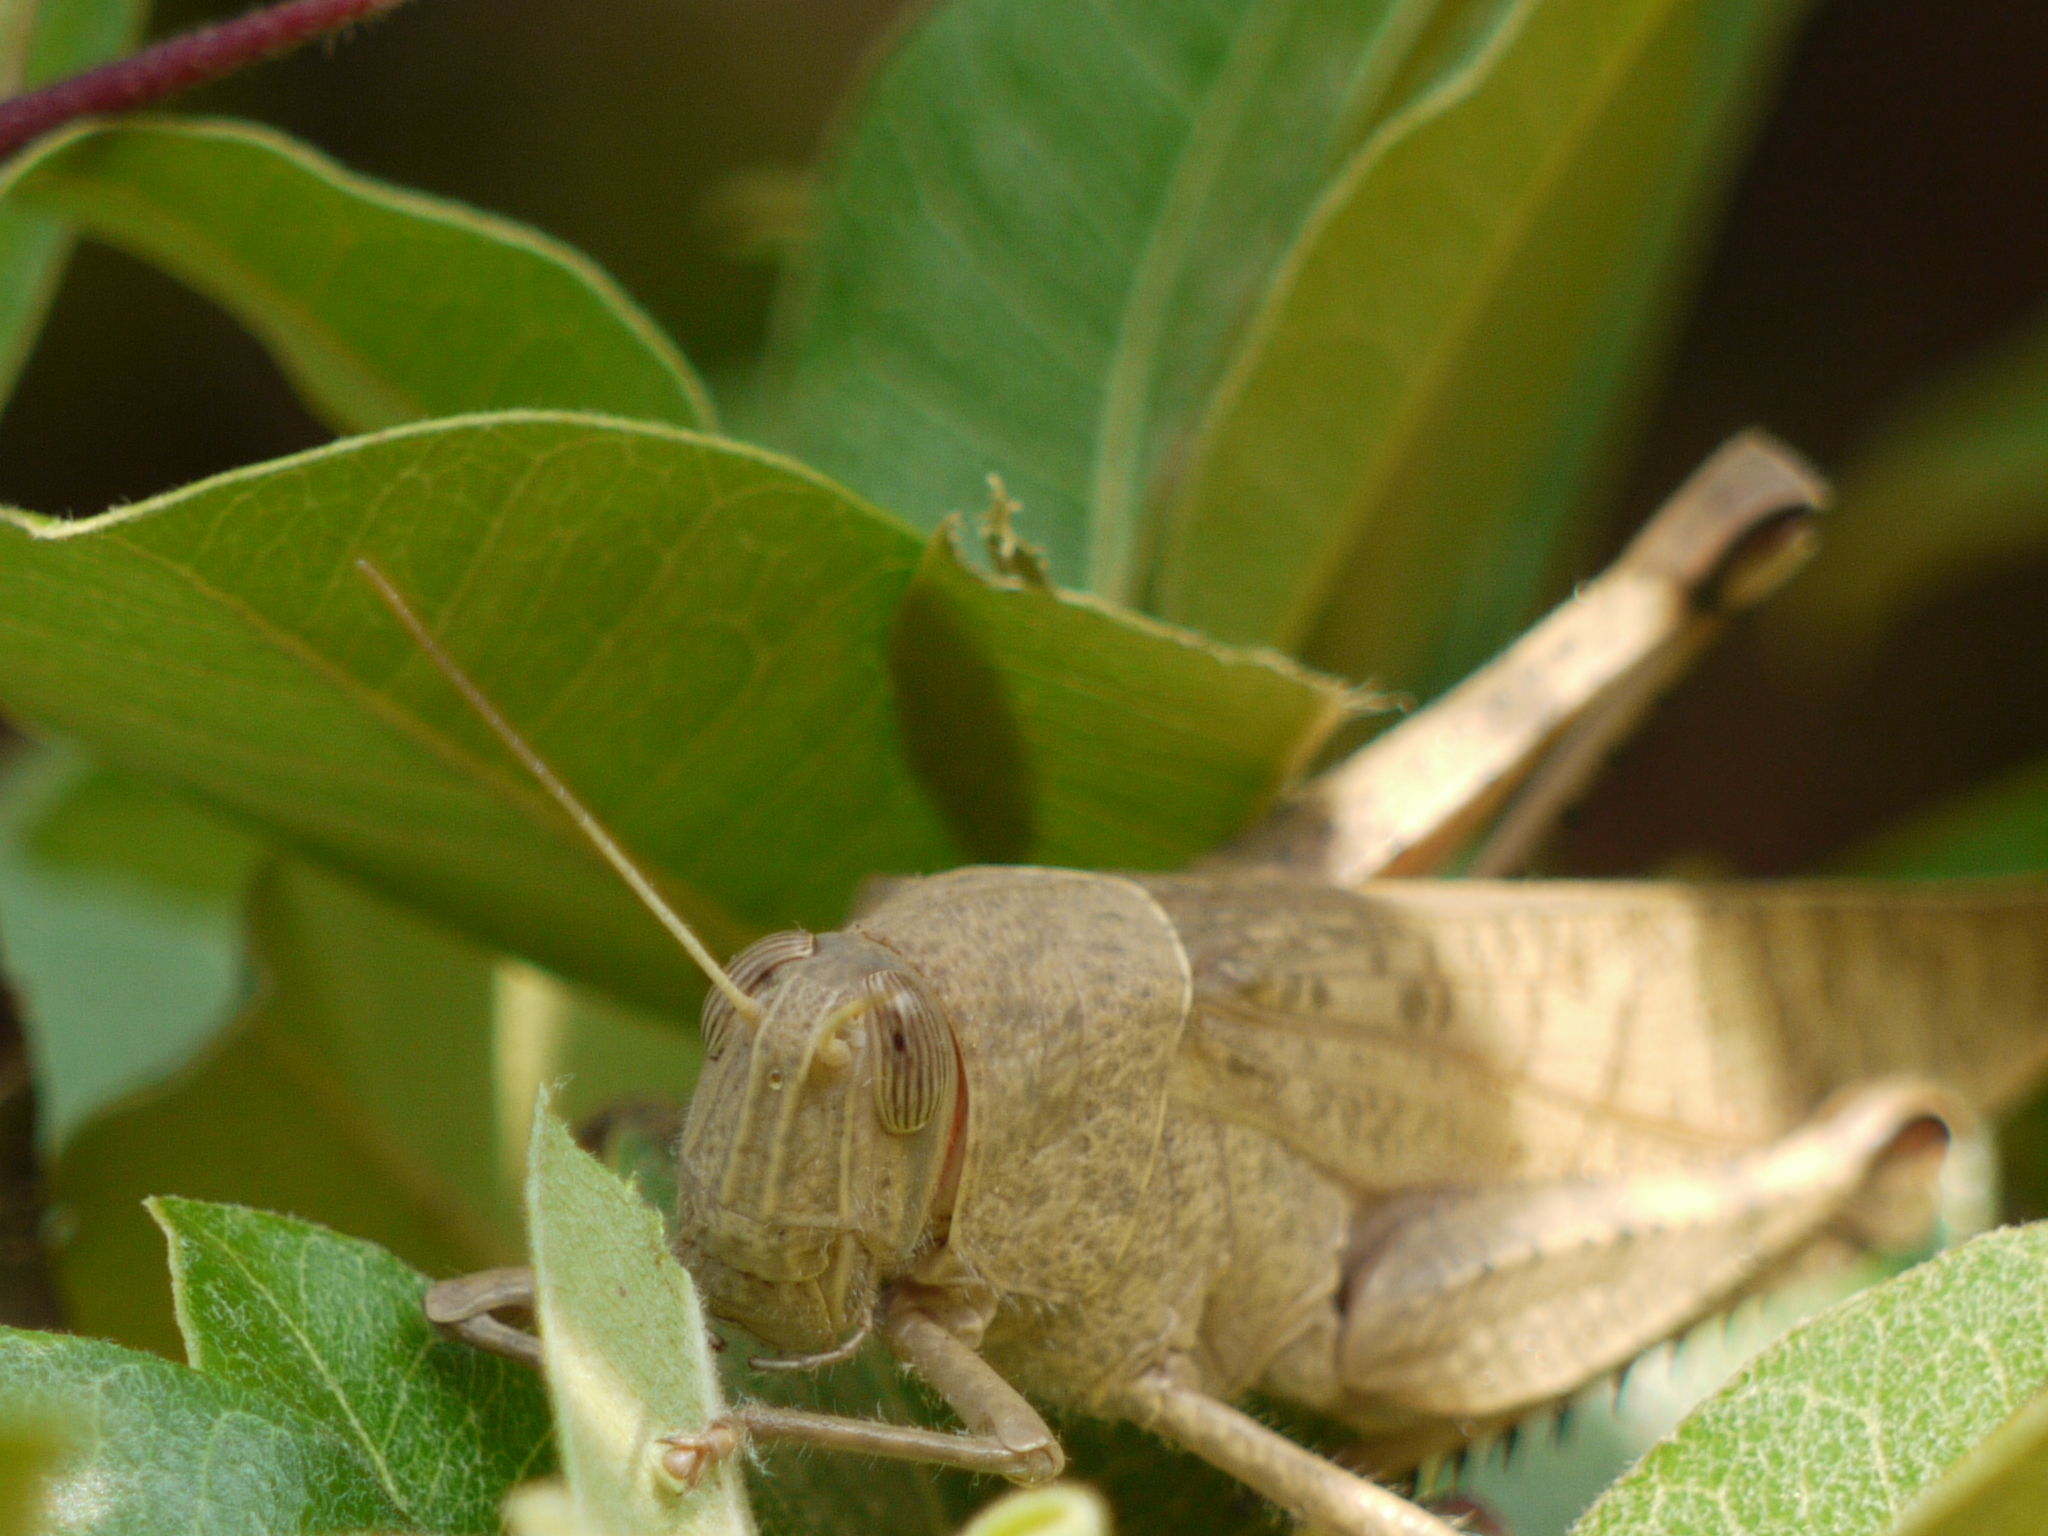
[[404, 434, 2048, 1536]]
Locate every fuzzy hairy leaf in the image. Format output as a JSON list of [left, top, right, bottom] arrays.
[[0, 1416, 68, 1536], [151, 1197, 552, 1533], [0, 1329, 403, 1535], [961, 1487, 1112, 1536], [2, 118, 711, 433], [1886, 1382, 2048, 1536], [1573, 1223, 2048, 1536], [527, 1101, 750, 1536]]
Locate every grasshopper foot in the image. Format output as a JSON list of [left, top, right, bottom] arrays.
[[658, 1419, 746, 1490]]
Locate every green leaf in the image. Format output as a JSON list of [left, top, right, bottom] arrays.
[[0, 0, 146, 410], [26, 762, 267, 906], [51, 858, 505, 1355], [526, 1098, 751, 1536], [54, 855, 698, 1354], [888, 528, 1350, 863], [0, 412, 1341, 1010], [1886, 1382, 2048, 1536], [764, 0, 1449, 587], [0, 1328, 404, 1534], [768, 0, 1804, 693], [1772, 306, 2048, 669], [0, 413, 948, 1007], [150, 1196, 553, 1533], [3, 118, 712, 434], [1572, 1222, 2048, 1536], [1837, 757, 2048, 880], [0, 745, 251, 1150], [1157, 0, 1809, 684]]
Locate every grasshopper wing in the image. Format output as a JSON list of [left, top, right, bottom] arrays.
[[1147, 874, 2048, 1186]]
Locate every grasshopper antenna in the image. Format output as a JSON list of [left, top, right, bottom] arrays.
[[354, 558, 763, 1025]]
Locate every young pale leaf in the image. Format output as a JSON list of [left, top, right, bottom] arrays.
[[889, 529, 1350, 863], [0, 412, 1343, 1010], [959, 1486, 1111, 1536], [0, 0, 146, 410], [0, 1329, 404, 1535], [1571, 1222, 2048, 1536], [55, 855, 695, 1354], [767, 0, 1430, 589], [1157, 0, 1809, 685], [526, 1099, 751, 1536], [1884, 1384, 2048, 1536], [150, 1196, 552, 1534], [1770, 306, 2048, 671], [1, 117, 711, 434]]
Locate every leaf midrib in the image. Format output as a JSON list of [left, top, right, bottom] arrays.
[[1087, 0, 1308, 601], [179, 1221, 420, 1523]]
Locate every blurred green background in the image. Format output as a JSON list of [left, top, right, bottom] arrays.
[[1, 8, 2045, 1532]]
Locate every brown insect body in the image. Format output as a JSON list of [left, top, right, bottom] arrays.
[[676, 865, 2046, 1469]]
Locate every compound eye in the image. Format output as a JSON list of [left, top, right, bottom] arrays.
[[701, 930, 813, 1059], [866, 971, 953, 1134]]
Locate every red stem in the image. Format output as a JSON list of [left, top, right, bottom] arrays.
[[0, 0, 416, 162]]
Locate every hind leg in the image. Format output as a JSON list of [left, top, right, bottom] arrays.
[[1214, 433, 1825, 886], [1333, 1080, 1957, 1422]]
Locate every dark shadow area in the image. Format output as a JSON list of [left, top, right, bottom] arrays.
[[1565, 0, 2048, 875]]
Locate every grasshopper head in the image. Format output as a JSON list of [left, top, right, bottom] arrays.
[[674, 929, 960, 1355]]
